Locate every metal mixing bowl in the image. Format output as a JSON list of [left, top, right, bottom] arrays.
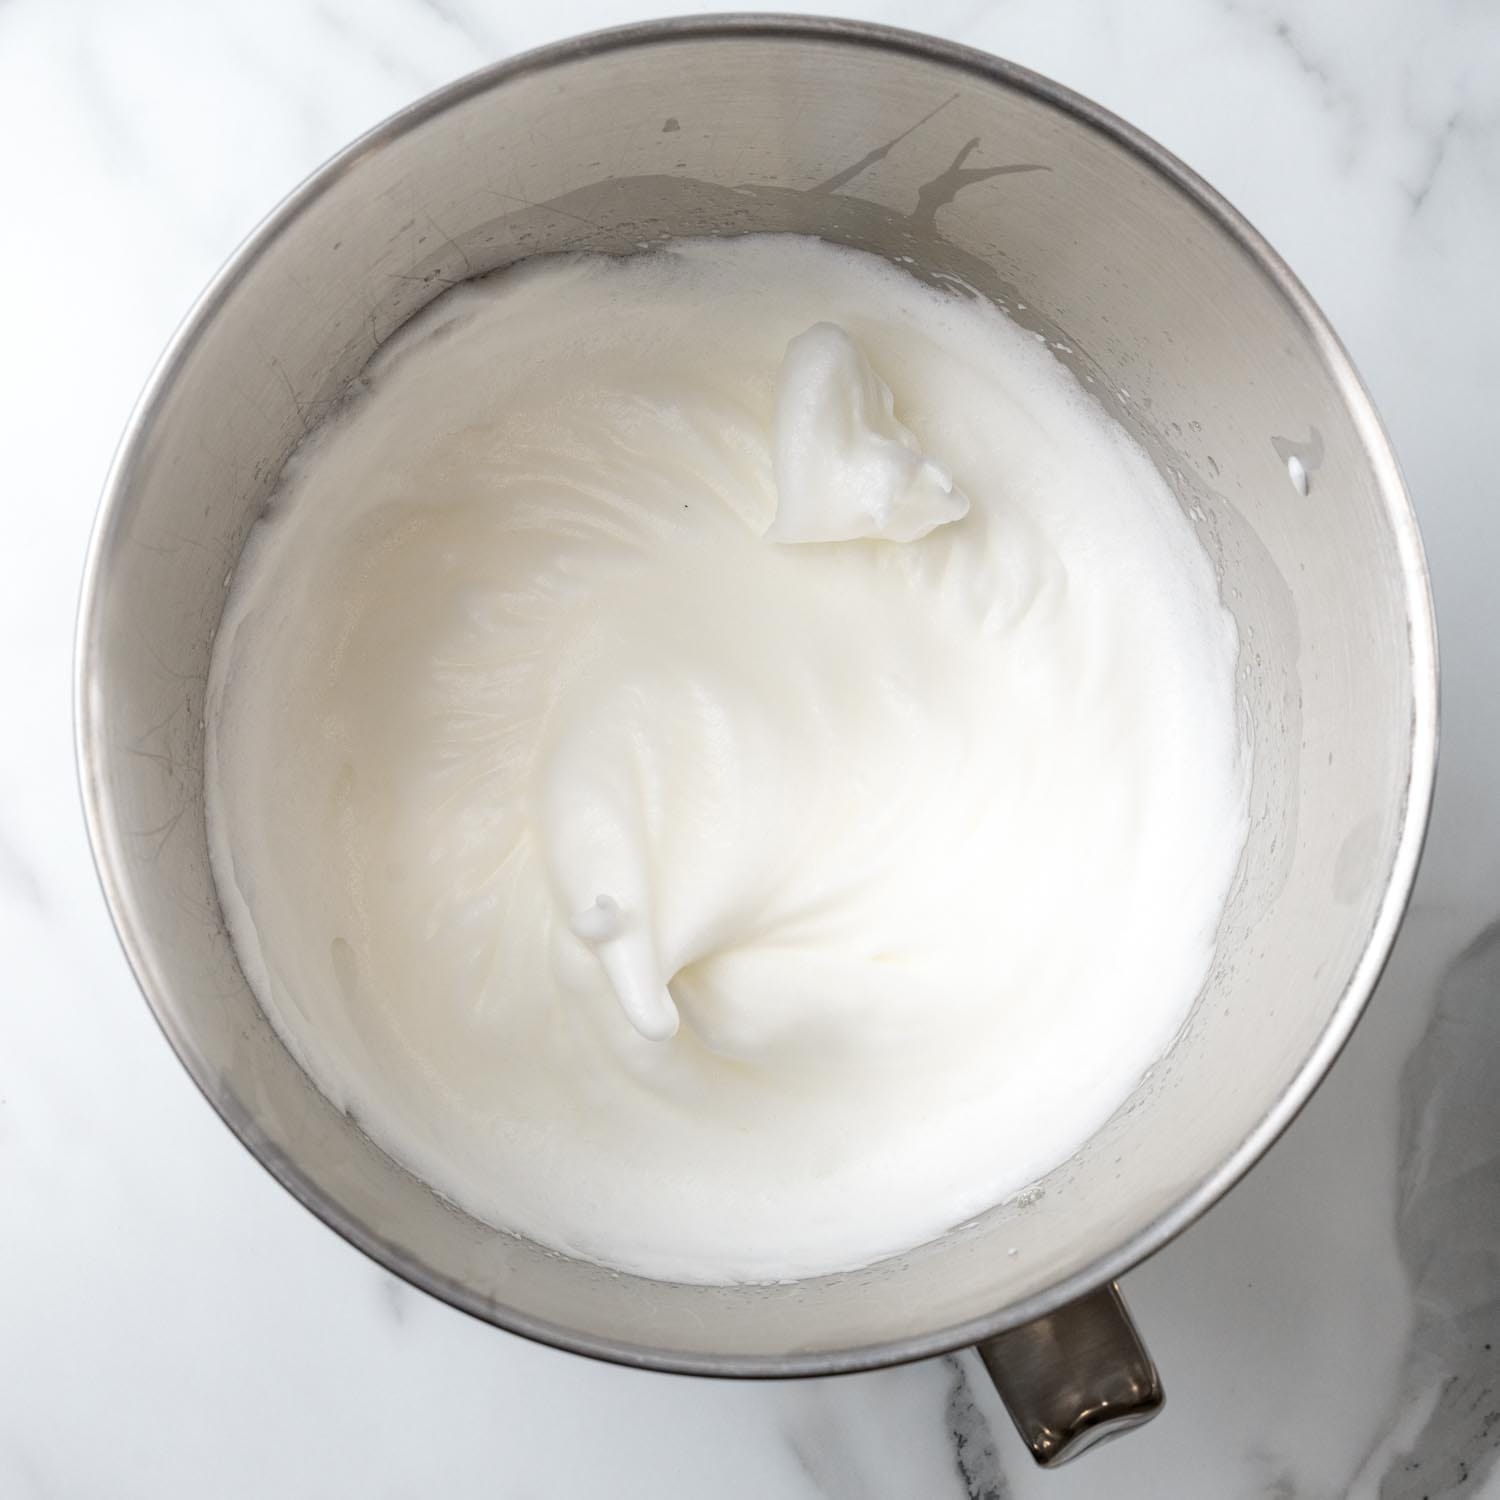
[[76, 15, 1437, 1464]]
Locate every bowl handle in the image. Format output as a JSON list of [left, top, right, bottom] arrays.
[[975, 1281, 1163, 1466]]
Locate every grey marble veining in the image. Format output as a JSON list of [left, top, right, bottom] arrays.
[[2, 0, 1498, 1495], [1379, 922, 1500, 1500]]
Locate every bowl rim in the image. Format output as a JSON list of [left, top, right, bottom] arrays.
[[75, 11, 1439, 1378]]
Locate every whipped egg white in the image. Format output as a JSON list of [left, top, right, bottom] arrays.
[[205, 235, 1247, 1282]]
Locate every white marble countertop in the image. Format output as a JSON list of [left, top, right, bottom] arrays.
[[4, 1, 1499, 1495]]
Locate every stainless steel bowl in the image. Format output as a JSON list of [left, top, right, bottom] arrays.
[[75, 15, 1437, 1465]]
